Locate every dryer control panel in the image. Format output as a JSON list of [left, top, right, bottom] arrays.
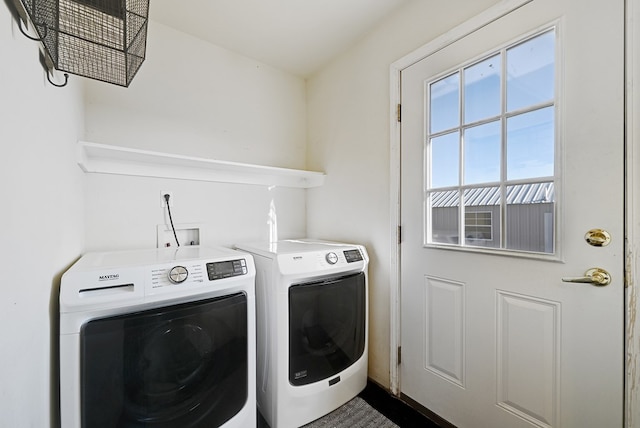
[[275, 248, 367, 276], [343, 249, 363, 263]]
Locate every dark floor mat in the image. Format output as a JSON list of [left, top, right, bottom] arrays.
[[357, 381, 442, 428]]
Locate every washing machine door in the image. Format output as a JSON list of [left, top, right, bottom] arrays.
[[80, 293, 247, 428], [288, 272, 366, 386]]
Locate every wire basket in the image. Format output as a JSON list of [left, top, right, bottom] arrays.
[[20, 0, 149, 86]]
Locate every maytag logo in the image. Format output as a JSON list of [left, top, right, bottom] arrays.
[[99, 274, 120, 281]]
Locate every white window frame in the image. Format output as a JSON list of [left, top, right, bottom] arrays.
[[423, 26, 560, 256]]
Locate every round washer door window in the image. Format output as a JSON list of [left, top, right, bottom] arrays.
[[288, 272, 366, 386], [80, 293, 248, 428]]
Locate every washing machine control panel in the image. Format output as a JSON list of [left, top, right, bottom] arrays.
[[151, 258, 248, 289], [206, 259, 248, 280]]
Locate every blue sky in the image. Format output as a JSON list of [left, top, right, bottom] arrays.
[[428, 30, 555, 189]]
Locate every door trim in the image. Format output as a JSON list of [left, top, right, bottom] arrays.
[[388, 1, 639, 427], [625, 0, 640, 426]]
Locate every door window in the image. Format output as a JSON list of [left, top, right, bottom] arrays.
[[426, 29, 556, 254]]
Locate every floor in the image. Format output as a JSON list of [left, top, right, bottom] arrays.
[[257, 380, 443, 428], [357, 381, 442, 427]]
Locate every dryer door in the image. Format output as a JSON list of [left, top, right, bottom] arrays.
[[80, 293, 247, 428], [288, 272, 366, 386]]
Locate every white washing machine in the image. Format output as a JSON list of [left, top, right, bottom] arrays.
[[59, 246, 256, 428], [234, 239, 369, 428]]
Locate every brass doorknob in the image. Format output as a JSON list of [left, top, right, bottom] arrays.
[[562, 268, 611, 286]]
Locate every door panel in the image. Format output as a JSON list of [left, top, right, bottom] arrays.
[[399, 1, 624, 427]]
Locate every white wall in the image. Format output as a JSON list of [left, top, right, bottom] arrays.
[[83, 174, 306, 251], [0, 12, 307, 427], [82, 21, 308, 251], [306, 0, 502, 387], [0, 5, 85, 428]]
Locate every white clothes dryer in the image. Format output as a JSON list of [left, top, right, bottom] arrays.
[[59, 246, 256, 428], [234, 239, 369, 428]]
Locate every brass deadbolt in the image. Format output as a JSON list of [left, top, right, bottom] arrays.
[[584, 229, 611, 247]]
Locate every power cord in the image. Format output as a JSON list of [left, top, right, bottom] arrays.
[[164, 193, 180, 247]]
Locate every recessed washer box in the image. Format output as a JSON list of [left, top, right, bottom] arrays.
[[156, 223, 204, 247]]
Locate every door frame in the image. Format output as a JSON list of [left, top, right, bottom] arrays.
[[388, 0, 640, 426]]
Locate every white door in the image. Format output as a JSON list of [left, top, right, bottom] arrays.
[[399, 1, 624, 427]]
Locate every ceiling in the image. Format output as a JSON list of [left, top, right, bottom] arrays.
[[149, 0, 411, 77]]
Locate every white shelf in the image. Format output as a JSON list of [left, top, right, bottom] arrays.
[[77, 141, 325, 188]]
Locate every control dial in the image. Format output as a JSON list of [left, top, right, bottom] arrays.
[[168, 266, 189, 284], [325, 252, 339, 265]]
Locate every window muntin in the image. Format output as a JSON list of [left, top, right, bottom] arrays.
[[426, 29, 556, 254]]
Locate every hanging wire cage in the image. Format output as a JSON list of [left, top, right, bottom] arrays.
[[18, 0, 150, 87]]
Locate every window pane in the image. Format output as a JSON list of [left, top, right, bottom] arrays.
[[430, 132, 459, 188], [430, 190, 459, 244], [506, 182, 555, 253], [465, 212, 493, 239], [430, 73, 460, 134], [507, 107, 554, 180], [464, 55, 501, 124], [463, 187, 501, 248], [507, 31, 555, 112], [464, 121, 501, 185]]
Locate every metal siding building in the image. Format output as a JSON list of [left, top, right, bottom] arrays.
[[430, 183, 554, 252]]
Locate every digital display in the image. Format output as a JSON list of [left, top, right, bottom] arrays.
[[211, 261, 234, 275], [343, 249, 363, 263], [206, 259, 247, 280]]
